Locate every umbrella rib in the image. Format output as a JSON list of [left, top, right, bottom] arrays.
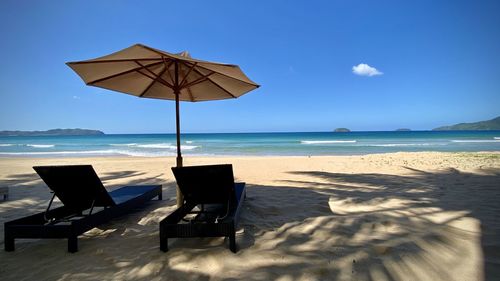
[[177, 62, 196, 101], [193, 63, 260, 87], [163, 57, 176, 86], [178, 61, 198, 88], [180, 72, 215, 89], [207, 78, 237, 99], [138, 44, 175, 58], [134, 69, 160, 82], [68, 58, 162, 64], [85, 61, 164, 85], [186, 87, 195, 102], [135, 60, 174, 88], [138, 63, 170, 97], [190, 68, 237, 98]]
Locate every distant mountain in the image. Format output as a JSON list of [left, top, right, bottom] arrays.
[[0, 129, 105, 136], [334, 128, 351, 132], [396, 128, 411, 131], [433, 116, 500, 131]]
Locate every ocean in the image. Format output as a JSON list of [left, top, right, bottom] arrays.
[[0, 131, 499, 157]]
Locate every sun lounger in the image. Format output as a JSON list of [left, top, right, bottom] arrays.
[[159, 164, 246, 253], [4, 165, 162, 253]]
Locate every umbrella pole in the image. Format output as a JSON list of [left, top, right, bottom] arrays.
[[175, 91, 183, 168], [175, 92, 184, 207]]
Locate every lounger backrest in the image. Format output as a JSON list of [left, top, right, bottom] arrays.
[[171, 164, 236, 206], [33, 165, 116, 212]]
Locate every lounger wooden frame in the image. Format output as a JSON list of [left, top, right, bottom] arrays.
[[159, 164, 246, 253], [4, 165, 162, 253]]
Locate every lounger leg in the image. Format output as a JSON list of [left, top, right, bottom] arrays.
[[4, 233, 14, 252], [160, 237, 168, 252], [159, 227, 168, 252], [229, 232, 236, 253], [68, 236, 78, 253]]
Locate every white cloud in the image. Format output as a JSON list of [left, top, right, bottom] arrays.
[[73, 95, 81, 99], [352, 63, 383, 77]]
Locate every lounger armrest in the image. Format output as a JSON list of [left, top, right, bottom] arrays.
[[233, 183, 246, 221], [163, 202, 196, 224], [234, 182, 246, 203]]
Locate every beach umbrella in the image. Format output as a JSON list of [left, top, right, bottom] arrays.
[[67, 44, 259, 205]]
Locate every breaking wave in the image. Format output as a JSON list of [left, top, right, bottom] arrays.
[[110, 143, 138, 147], [451, 139, 500, 143], [110, 143, 199, 150], [301, 140, 356, 144], [369, 143, 444, 147], [0, 149, 176, 157], [26, 144, 55, 148]]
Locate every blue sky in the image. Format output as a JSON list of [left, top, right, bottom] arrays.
[[0, 0, 499, 133]]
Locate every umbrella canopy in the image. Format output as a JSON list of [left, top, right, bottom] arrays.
[[67, 43, 259, 205], [67, 44, 259, 102]]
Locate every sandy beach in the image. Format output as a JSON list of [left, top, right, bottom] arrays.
[[0, 152, 499, 280]]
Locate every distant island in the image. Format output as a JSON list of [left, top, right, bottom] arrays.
[[395, 128, 411, 131], [0, 129, 105, 136], [334, 128, 351, 132], [433, 116, 500, 131]]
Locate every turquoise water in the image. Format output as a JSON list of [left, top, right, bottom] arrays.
[[0, 131, 499, 157]]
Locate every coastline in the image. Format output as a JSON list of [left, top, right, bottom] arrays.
[[1, 151, 499, 280], [1, 131, 499, 158]]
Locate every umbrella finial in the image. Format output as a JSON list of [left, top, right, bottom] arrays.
[[178, 51, 191, 58]]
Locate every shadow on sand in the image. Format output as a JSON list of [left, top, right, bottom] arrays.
[[238, 167, 499, 280], [0, 167, 499, 280]]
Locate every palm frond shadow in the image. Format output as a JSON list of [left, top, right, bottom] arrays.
[[234, 167, 499, 280]]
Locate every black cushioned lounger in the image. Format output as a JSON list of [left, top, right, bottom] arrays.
[[4, 165, 162, 253], [159, 164, 246, 253]]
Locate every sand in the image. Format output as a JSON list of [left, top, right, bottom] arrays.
[[0, 152, 499, 281]]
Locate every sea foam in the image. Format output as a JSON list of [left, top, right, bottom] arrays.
[[110, 143, 199, 150], [110, 143, 200, 150], [0, 149, 175, 157], [451, 139, 500, 143], [110, 143, 138, 147], [136, 143, 199, 150], [301, 140, 356, 144], [369, 143, 444, 147], [136, 143, 173, 149], [0, 150, 117, 156], [27, 144, 55, 148]]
